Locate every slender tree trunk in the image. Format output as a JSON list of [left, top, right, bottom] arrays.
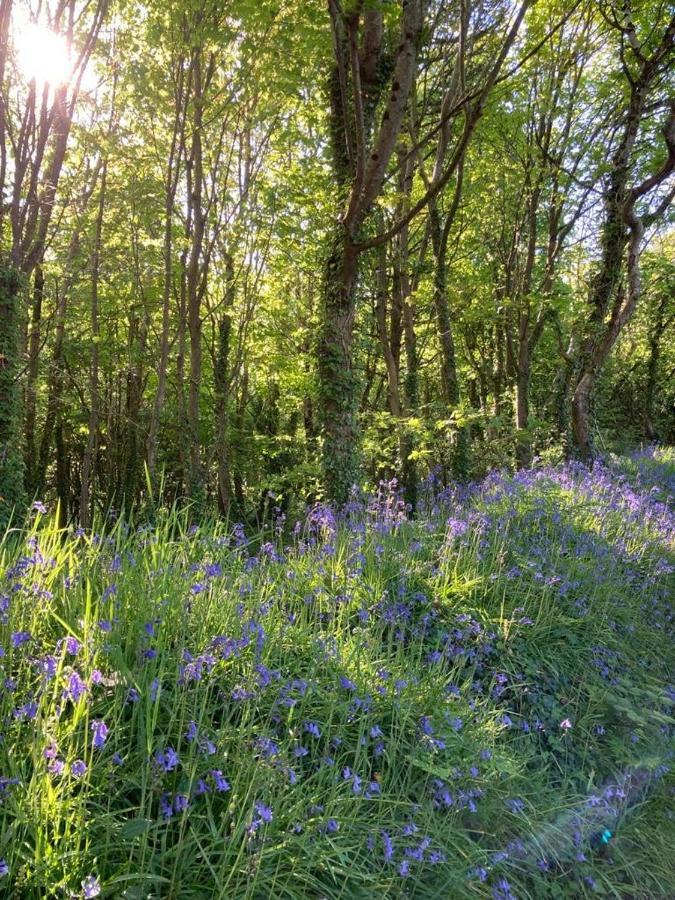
[[515, 359, 531, 468], [176, 246, 188, 498], [397, 198, 419, 512], [186, 51, 206, 506], [214, 252, 234, 517], [146, 60, 185, 489], [121, 315, 146, 509], [23, 264, 43, 495], [429, 205, 468, 478], [232, 365, 248, 514], [79, 164, 107, 527], [147, 194, 176, 488], [55, 416, 69, 529], [374, 243, 403, 419], [431, 241, 459, 409]]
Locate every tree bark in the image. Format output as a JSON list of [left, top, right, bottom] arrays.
[[318, 225, 360, 503]]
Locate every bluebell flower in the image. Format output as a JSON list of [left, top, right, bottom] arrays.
[[91, 720, 108, 749], [81, 875, 100, 898], [382, 831, 394, 862], [61, 636, 80, 656], [211, 770, 230, 792], [11, 631, 31, 649], [160, 793, 173, 820], [173, 793, 189, 813], [155, 747, 180, 772], [493, 878, 516, 900], [66, 671, 87, 703]]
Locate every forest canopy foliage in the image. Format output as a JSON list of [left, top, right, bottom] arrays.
[[0, 0, 673, 528]]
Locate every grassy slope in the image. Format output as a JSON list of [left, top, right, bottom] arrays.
[[0, 449, 673, 899]]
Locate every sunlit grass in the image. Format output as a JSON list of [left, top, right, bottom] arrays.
[[0, 451, 673, 898]]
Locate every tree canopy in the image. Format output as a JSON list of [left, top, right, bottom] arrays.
[[0, 0, 673, 527]]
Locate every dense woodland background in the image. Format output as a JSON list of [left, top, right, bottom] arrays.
[[0, 0, 673, 529]]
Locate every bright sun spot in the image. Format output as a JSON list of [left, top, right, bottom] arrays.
[[13, 19, 73, 88]]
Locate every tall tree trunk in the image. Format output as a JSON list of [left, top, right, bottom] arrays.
[[429, 205, 468, 478], [121, 315, 146, 509], [186, 50, 206, 506], [23, 264, 43, 495], [319, 0, 424, 504], [214, 252, 234, 517], [79, 164, 107, 527], [146, 58, 185, 490], [147, 193, 176, 489], [430, 217, 459, 409], [374, 242, 403, 420], [396, 150, 419, 512], [318, 225, 360, 504]]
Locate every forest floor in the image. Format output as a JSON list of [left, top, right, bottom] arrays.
[[0, 448, 673, 899]]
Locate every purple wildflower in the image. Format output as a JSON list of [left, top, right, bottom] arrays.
[[211, 770, 230, 792], [91, 720, 108, 749], [155, 747, 180, 772], [82, 875, 101, 898]]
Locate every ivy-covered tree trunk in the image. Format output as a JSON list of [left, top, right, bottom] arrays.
[[318, 226, 360, 505], [318, 0, 423, 505], [570, 18, 675, 461], [0, 266, 26, 529]]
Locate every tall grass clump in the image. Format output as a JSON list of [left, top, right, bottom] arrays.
[[0, 448, 673, 898]]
